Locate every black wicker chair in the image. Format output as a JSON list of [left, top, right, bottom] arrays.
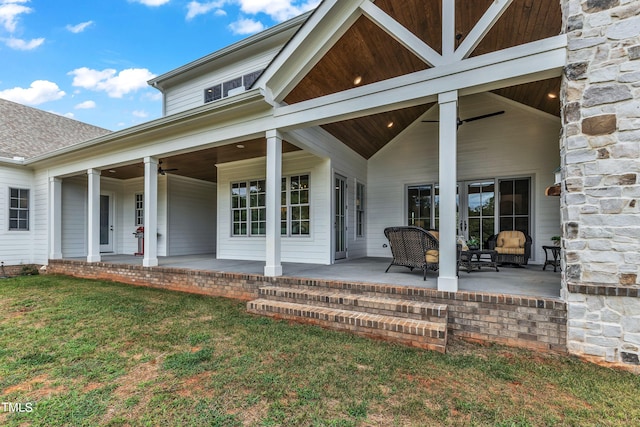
[[486, 230, 532, 266], [383, 226, 440, 280]]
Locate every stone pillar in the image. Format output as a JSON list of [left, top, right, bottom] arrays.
[[561, 0, 640, 370]]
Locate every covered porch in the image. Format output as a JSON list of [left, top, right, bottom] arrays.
[[65, 253, 561, 299]]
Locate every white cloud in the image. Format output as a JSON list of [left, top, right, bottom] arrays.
[[4, 36, 43, 50], [75, 100, 96, 109], [0, 0, 32, 33], [236, 0, 319, 22], [131, 0, 170, 6], [66, 20, 93, 34], [186, 1, 225, 20], [132, 109, 148, 118], [68, 67, 157, 98], [0, 80, 65, 105], [228, 17, 264, 35]]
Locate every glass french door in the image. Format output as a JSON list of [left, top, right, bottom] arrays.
[[435, 181, 494, 249], [99, 194, 114, 253], [463, 181, 496, 249], [334, 175, 347, 260], [409, 177, 530, 250]]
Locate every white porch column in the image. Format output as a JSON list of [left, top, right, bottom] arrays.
[[87, 169, 101, 262], [49, 177, 62, 259], [143, 156, 159, 267], [264, 129, 283, 277], [437, 91, 459, 292]]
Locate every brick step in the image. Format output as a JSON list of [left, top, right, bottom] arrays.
[[246, 299, 448, 353], [258, 286, 447, 322]]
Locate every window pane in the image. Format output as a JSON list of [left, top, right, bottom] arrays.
[[223, 77, 242, 97], [499, 180, 514, 215], [408, 185, 431, 228]]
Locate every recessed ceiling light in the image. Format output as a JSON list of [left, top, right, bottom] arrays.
[[236, 144, 245, 149], [387, 121, 394, 129], [353, 76, 363, 86], [547, 93, 557, 99]]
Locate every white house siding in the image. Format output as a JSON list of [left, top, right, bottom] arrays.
[[166, 175, 216, 256], [163, 46, 283, 117], [367, 92, 562, 262], [217, 151, 331, 264], [0, 165, 36, 265], [61, 176, 87, 258], [32, 171, 49, 265]]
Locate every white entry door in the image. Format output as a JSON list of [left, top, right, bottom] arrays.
[[99, 194, 114, 253]]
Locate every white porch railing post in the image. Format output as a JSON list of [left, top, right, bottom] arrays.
[[143, 157, 159, 267], [49, 177, 62, 260], [437, 90, 459, 292], [264, 129, 283, 277], [87, 169, 101, 263]]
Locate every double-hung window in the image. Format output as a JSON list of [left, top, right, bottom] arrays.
[[9, 188, 29, 230], [232, 174, 310, 236], [232, 180, 266, 236], [356, 182, 365, 237], [134, 193, 144, 226], [282, 174, 310, 236]]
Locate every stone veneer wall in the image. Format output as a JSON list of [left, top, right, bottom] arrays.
[[561, 0, 640, 371]]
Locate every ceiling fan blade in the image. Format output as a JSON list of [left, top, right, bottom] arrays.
[[421, 120, 439, 123], [461, 110, 505, 123]]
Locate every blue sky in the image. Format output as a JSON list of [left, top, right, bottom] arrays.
[[0, 0, 319, 130]]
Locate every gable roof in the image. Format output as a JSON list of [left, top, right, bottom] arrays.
[[0, 98, 111, 161]]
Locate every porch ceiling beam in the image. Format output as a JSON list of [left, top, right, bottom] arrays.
[[453, 0, 515, 61], [273, 35, 567, 130], [359, 1, 443, 67]]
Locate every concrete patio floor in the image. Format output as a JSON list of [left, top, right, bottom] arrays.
[[90, 254, 562, 299]]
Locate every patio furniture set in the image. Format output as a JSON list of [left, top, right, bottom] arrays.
[[384, 226, 534, 280]]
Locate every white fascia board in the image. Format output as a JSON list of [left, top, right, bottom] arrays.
[[27, 88, 270, 166], [259, 0, 363, 104], [359, 1, 443, 67], [272, 35, 567, 130]]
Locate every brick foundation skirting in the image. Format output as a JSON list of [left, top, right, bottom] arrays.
[[46, 259, 567, 353], [568, 283, 640, 298]]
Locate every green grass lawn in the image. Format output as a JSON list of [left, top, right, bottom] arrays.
[[1, 275, 639, 426]]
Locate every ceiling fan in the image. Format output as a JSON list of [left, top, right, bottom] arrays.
[[422, 110, 505, 128], [157, 160, 178, 175]]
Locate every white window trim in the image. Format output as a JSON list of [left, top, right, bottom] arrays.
[[8, 187, 30, 231]]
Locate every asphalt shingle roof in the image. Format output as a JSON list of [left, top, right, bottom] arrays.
[[0, 98, 112, 160]]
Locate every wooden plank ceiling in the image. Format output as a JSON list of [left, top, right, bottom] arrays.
[[108, 0, 562, 182], [286, 0, 561, 159]]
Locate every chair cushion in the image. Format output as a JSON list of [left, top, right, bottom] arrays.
[[426, 250, 439, 263], [496, 247, 525, 255], [429, 231, 439, 240], [502, 237, 522, 248], [497, 231, 525, 248]]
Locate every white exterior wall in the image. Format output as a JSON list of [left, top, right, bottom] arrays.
[[367, 92, 562, 262], [61, 176, 87, 258], [0, 165, 36, 265], [217, 151, 331, 264], [163, 49, 280, 116], [167, 175, 216, 256]]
